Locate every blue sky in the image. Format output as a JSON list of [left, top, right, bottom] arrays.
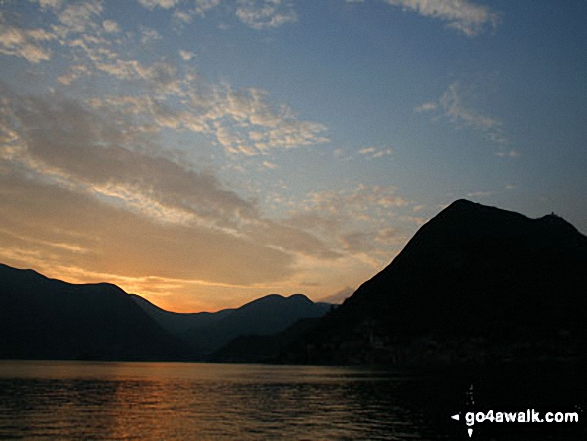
[[0, 0, 586, 311]]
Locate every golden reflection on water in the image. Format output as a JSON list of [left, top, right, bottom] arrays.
[[0, 361, 428, 440]]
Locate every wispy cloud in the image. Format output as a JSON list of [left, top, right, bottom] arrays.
[[36, 0, 63, 10], [193, 0, 222, 17], [381, 0, 500, 36], [439, 83, 499, 131], [140, 27, 163, 44], [179, 49, 195, 60], [0, 2, 328, 155], [210, 87, 329, 154], [494, 149, 520, 158], [56, 0, 103, 34], [102, 19, 120, 33], [137, 0, 180, 10], [0, 86, 340, 288], [414, 102, 437, 113], [171, 0, 221, 24], [358, 146, 393, 159], [279, 184, 415, 267], [236, 0, 298, 30], [262, 160, 279, 169], [417, 81, 517, 156], [0, 14, 56, 63], [0, 172, 294, 286], [135, 0, 296, 30]]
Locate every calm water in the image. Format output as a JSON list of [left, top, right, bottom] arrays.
[[1, 360, 584, 440], [0, 361, 449, 440]]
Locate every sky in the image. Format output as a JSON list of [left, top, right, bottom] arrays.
[[0, 0, 586, 312]]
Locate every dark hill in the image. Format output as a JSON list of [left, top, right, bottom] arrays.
[[130, 294, 234, 335], [209, 317, 323, 363], [175, 293, 331, 356], [0, 264, 193, 361], [285, 200, 587, 365]]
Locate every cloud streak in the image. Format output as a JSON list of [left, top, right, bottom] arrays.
[[0, 86, 340, 284], [236, 0, 298, 30], [382, 0, 500, 36], [280, 184, 413, 265], [358, 146, 393, 159], [134, 0, 297, 30], [0, 13, 56, 63], [417, 81, 518, 156]]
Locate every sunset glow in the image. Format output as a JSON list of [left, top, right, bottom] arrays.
[[1, 0, 586, 311]]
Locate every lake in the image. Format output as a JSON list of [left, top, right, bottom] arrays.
[[0, 360, 584, 440], [0, 361, 452, 440]]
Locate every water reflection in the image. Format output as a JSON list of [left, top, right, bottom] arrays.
[[0, 361, 431, 440]]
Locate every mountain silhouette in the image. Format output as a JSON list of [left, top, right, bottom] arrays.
[[3, 200, 586, 365], [0, 262, 330, 361], [133, 293, 331, 356], [130, 294, 234, 335], [282, 199, 587, 365], [0, 264, 192, 361]]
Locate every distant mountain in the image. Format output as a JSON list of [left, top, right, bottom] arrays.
[[130, 294, 234, 335], [0, 264, 192, 361], [133, 293, 331, 356], [280, 200, 587, 365], [0, 262, 331, 361], [6, 200, 583, 366]]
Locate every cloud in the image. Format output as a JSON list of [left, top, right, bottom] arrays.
[[439, 82, 501, 132], [382, 0, 500, 36], [417, 81, 513, 151], [358, 146, 393, 159], [495, 149, 520, 158], [236, 0, 298, 30], [0, 172, 293, 285], [279, 184, 413, 268], [57, 64, 92, 85], [8, 1, 323, 155], [0, 87, 340, 285], [193, 0, 222, 17], [102, 20, 120, 33], [300, 185, 409, 217], [137, 0, 180, 10], [202, 86, 329, 154], [0, 16, 56, 63], [140, 27, 163, 44], [358, 147, 377, 155], [2, 93, 251, 225], [414, 101, 437, 113], [179, 49, 195, 60], [340, 231, 377, 253], [57, 0, 103, 33], [262, 160, 278, 169], [138, 0, 218, 23], [22, 6, 328, 155], [137, 0, 295, 30], [87, 83, 328, 155], [36, 0, 63, 10], [0, 0, 422, 309]]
